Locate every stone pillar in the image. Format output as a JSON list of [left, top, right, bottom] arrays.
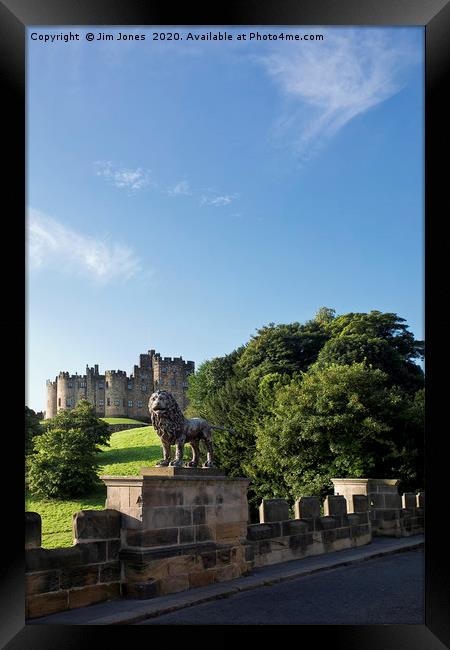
[[331, 478, 402, 537], [101, 467, 251, 599]]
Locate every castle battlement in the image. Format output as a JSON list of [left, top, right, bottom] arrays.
[[45, 348, 195, 420]]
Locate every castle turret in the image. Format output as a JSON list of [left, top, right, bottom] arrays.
[[104, 370, 127, 418], [45, 379, 57, 419], [56, 372, 77, 413]]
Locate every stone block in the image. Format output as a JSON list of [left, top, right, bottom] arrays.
[[195, 524, 213, 542], [167, 554, 198, 576], [26, 546, 86, 572], [179, 526, 195, 544], [416, 492, 425, 508], [281, 520, 309, 536], [259, 499, 290, 523], [159, 575, 190, 595], [126, 527, 178, 548], [258, 540, 272, 555], [352, 495, 369, 513], [288, 533, 312, 551], [193, 505, 206, 525], [368, 493, 384, 508], [200, 550, 217, 569], [188, 570, 215, 588], [384, 494, 402, 509], [214, 564, 241, 582], [294, 497, 320, 520], [381, 509, 400, 521], [26, 590, 68, 619], [73, 509, 121, 541], [99, 561, 121, 583], [216, 548, 232, 565], [216, 521, 247, 542], [324, 495, 347, 516], [26, 570, 60, 595], [68, 583, 120, 609], [107, 539, 121, 561], [244, 544, 255, 562], [316, 516, 337, 530], [123, 557, 170, 582], [322, 529, 337, 544], [247, 523, 266, 540], [143, 506, 192, 529], [142, 487, 184, 507], [60, 565, 99, 589], [402, 493, 417, 509], [25, 512, 42, 549], [336, 527, 351, 540], [122, 580, 160, 599]]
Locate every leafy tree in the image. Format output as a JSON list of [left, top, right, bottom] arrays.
[[253, 362, 423, 504], [25, 406, 43, 455], [43, 400, 110, 448], [28, 401, 111, 498], [236, 320, 329, 381], [317, 311, 424, 394], [28, 427, 103, 499], [186, 348, 244, 417]]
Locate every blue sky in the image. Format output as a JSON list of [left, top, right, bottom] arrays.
[[27, 26, 424, 412]]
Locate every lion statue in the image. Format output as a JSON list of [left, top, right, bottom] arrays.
[[148, 390, 229, 468]]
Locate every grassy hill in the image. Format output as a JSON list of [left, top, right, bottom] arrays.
[[25, 424, 161, 549], [100, 417, 147, 425]]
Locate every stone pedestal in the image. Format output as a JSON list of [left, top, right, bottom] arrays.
[[101, 468, 251, 598], [331, 478, 402, 536]]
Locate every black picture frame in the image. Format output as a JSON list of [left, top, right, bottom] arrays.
[[2, 0, 448, 647]]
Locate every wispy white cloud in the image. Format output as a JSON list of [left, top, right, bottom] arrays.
[[94, 161, 153, 191], [257, 30, 419, 159], [27, 208, 145, 284], [200, 193, 237, 207]]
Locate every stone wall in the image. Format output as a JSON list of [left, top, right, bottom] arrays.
[[25, 475, 424, 620], [247, 494, 371, 567], [25, 510, 122, 619], [106, 422, 148, 434], [331, 478, 424, 537]]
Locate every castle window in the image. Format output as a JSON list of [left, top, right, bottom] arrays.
[[106, 381, 109, 388], [161, 367, 167, 373], [128, 400, 133, 407], [107, 398, 111, 406], [99, 400, 104, 407], [141, 373, 147, 380], [58, 398, 61, 407], [98, 382, 104, 389], [68, 383, 73, 389], [114, 399, 120, 406], [141, 384, 147, 392], [66, 398, 72, 407], [79, 381, 86, 388], [128, 383, 133, 390], [137, 401, 143, 408], [170, 379, 176, 386], [183, 381, 189, 388]]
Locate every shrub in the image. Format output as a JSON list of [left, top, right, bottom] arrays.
[[28, 427, 103, 499]]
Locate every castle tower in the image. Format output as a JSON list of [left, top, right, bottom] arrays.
[[45, 379, 57, 419], [104, 370, 127, 418], [56, 372, 77, 413], [150, 352, 195, 412], [86, 364, 105, 416]]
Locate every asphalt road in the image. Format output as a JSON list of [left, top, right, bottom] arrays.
[[137, 549, 424, 625]]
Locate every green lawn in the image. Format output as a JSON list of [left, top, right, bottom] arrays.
[[25, 425, 162, 549]]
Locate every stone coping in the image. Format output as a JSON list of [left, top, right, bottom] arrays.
[[100, 475, 250, 483], [331, 478, 400, 486], [140, 467, 227, 477]]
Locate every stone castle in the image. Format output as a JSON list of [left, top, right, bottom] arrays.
[[45, 349, 195, 420]]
